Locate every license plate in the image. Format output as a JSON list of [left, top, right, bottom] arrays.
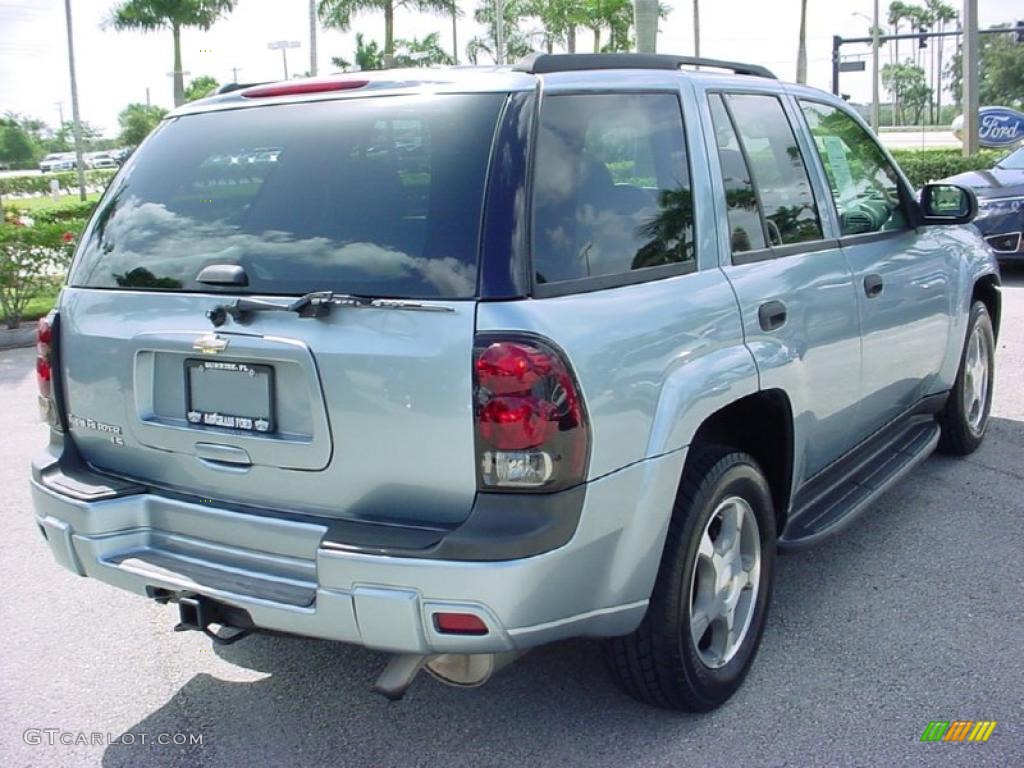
[[185, 359, 274, 433]]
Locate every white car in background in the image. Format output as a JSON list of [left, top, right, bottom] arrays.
[[87, 153, 119, 169], [39, 153, 77, 173]]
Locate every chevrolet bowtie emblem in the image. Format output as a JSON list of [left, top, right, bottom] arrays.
[[192, 333, 229, 354]]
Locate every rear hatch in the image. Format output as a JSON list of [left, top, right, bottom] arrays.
[[59, 90, 508, 526]]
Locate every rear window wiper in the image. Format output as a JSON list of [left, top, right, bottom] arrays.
[[206, 291, 453, 327]]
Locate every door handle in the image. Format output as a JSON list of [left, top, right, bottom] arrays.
[[758, 300, 788, 332], [864, 273, 884, 298]]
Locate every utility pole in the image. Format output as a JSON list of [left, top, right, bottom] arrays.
[[55, 101, 65, 129], [495, 0, 505, 65], [268, 40, 300, 80], [309, 0, 318, 76], [230, 66, 241, 83], [63, 0, 87, 201], [961, 0, 979, 155], [872, 0, 880, 131]]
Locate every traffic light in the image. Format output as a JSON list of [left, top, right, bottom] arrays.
[[918, 25, 929, 48], [1016, 20, 1024, 44]]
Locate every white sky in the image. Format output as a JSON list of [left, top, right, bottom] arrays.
[[0, 0, 1020, 135]]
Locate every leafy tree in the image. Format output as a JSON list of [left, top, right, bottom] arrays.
[[118, 103, 169, 147], [947, 27, 1024, 110], [109, 1, 237, 107], [394, 32, 454, 66], [47, 121, 103, 153], [887, 1, 914, 65], [524, 0, 586, 53], [0, 121, 39, 165], [582, 0, 634, 53], [332, 33, 384, 70], [184, 74, 220, 101], [466, 0, 532, 64], [882, 61, 932, 124], [319, 0, 450, 65]]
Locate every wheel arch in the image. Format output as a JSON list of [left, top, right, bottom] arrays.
[[685, 389, 796, 533], [972, 273, 1001, 340]]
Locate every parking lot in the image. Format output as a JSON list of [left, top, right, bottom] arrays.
[[0, 267, 1021, 768]]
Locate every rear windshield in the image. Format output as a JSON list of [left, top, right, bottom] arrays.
[[70, 94, 506, 298]]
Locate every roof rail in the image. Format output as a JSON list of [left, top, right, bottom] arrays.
[[512, 53, 777, 80]]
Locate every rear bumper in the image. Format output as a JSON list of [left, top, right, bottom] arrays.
[[31, 447, 685, 654]]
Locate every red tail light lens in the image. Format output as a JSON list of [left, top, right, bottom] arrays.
[[473, 336, 589, 491], [36, 317, 52, 397]]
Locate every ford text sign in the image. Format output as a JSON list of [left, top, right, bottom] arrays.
[[953, 107, 1024, 149]]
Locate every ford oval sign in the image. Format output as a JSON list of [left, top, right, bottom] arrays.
[[977, 107, 1024, 149]]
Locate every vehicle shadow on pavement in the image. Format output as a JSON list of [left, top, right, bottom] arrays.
[[99, 416, 1024, 768]]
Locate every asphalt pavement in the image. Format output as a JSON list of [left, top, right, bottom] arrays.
[[1, 268, 1022, 768]]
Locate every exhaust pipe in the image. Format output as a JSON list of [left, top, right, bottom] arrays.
[[424, 651, 521, 688], [372, 651, 523, 701]]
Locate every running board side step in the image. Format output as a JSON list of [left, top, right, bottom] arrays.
[[779, 418, 940, 550]]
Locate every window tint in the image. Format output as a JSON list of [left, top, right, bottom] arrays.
[[531, 93, 694, 284], [799, 100, 908, 235], [723, 94, 824, 246], [708, 94, 766, 253], [70, 94, 505, 298]]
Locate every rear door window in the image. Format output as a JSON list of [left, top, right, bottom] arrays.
[[70, 94, 506, 298], [531, 93, 695, 285]]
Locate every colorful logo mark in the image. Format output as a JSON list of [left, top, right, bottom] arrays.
[[921, 721, 997, 743]]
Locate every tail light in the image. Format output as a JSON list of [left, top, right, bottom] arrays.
[[36, 315, 59, 428], [473, 335, 589, 491], [36, 317, 52, 397]]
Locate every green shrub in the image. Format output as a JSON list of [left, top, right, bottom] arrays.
[[0, 211, 85, 329], [890, 149, 1003, 187], [0, 169, 116, 198]]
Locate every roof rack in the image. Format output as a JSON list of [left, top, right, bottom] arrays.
[[512, 53, 777, 80]]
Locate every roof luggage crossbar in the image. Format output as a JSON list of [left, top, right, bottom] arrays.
[[512, 53, 777, 80]]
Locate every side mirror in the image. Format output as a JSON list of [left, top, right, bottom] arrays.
[[919, 183, 977, 225]]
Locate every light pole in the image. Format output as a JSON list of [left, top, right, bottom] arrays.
[[853, 7, 881, 133], [961, 0, 979, 155], [268, 40, 301, 80], [62, 0, 87, 201]]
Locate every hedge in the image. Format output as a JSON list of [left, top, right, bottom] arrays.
[[0, 169, 116, 198], [890, 149, 1003, 188]]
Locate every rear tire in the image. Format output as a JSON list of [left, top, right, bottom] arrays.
[[603, 444, 776, 711], [938, 301, 995, 456]]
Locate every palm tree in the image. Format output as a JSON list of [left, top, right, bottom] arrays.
[[319, 0, 450, 67], [634, 0, 658, 52], [110, 1, 236, 107], [926, 0, 957, 124], [796, 0, 808, 83]]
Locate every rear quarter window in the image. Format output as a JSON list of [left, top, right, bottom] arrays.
[[70, 94, 506, 299]]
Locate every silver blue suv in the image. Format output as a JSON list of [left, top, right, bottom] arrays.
[[30, 54, 1000, 711]]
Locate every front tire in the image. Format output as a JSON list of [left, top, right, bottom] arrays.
[[938, 301, 995, 455], [603, 445, 776, 711]]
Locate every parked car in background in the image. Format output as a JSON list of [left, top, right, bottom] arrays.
[[87, 153, 119, 170], [31, 54, 1000, 712], [943, 146, 1024, 260], [39, 152, 76, 173]]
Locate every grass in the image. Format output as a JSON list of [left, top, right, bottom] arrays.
[[6, 192, 100, 212]]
